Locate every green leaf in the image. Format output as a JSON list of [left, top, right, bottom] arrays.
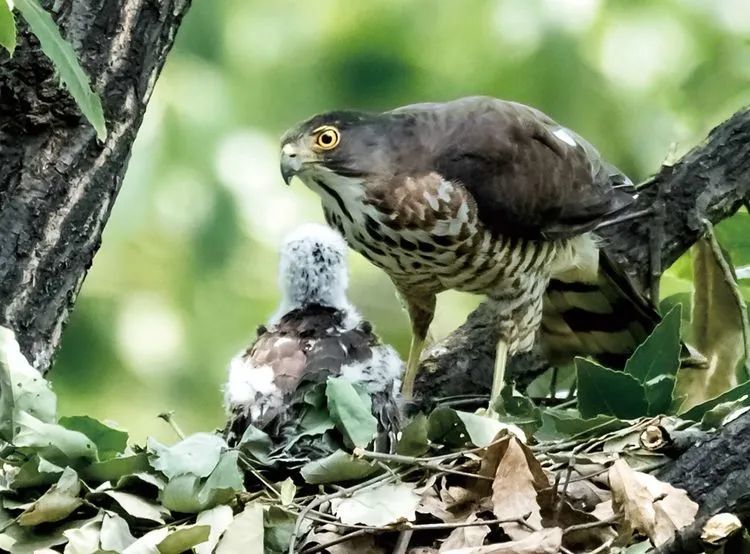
[[576, 358, 649, 419], [62, 515, 102, 554], [456, 410, 523, 446], [625, 305, 682, 383], [645, 374, 676, 416], [428, 407, 523, 448], [100, 512, 135, 552], [17, 467, 82, 526], [59, 415, 128, 461], [216, 503, 264, 554], [1, 515, 99, 554], [195, 505, 234, 554], [197, 450, 244, 508], [103, 490, 169, 523], [300, 449, 378, 484], [396, 413, 430, 456], [700, 396, 750, 429], [161, 451, 244, 513], [279, 477, 296, 506], [331, 481, 419, 527], [428, 407, 472, 448], [9, 455, 63, 489], [534, 410, 624, 441], [0, 327, 57, 442], [264, 506, 296, 554], [298, 406, 336, 437], [680, 379, 750, 421], [148, 433, 225, 479], [157, 524, 210, 554], [13, 0, 107, 140], [237, 425, 273, 465], [80, 452, 150, 483], [325, 377, 378, 448], [160, 474, 204, 513], [0, 1, 16, 57], [13, 411, 97, 465]]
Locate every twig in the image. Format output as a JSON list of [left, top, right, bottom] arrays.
[[157, 411, 185, 440], [288, 469, 412, 554], [563, 515, 619, 535], [596, 208, 653, 230], [300, 529, 370, 554], [542, 465, 611, 492], [408, 514, 535, 532], [553, 462, 574, 525], [354, 447, 494, 481], [587, 538, 615, 554], [393, 530, 413, 554], [237, 453, 281, 499]]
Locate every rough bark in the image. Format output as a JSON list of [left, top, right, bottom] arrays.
[[654, 411, 750, 553], [0, 0, 191, 372], [415, 108, 750, 407]]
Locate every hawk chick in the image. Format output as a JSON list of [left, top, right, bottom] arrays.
[[223, 224, 402, 455]]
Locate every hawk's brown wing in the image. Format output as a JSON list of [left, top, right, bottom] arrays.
[[398, 98, 634, 240]]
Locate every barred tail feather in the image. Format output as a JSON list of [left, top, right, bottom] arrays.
[[541, 252, 704, 368]]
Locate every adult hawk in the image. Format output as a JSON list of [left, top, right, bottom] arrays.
[[224, 224, 402, 457], [279, 96, 653, 410]]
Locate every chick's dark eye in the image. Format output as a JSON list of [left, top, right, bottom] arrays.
[[313, 126, 340, 150]]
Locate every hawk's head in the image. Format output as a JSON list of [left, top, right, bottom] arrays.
[[280, 110, 418, 187]]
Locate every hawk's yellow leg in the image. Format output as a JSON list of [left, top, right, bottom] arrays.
[[401, 334, 426, 400], [488, 339, 509, 417]]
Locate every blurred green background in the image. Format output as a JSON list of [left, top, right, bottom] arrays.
[[50, 0, 750, 442]]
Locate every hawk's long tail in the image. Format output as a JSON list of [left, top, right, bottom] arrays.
[[540, 252, 704, 369]]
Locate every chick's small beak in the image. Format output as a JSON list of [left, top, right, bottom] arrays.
[[280, 143, 301, 186]]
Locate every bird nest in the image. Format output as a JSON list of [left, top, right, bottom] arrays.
[[0, 323, 746, 553]]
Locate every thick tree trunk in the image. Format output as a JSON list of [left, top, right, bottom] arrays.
[[415, 108, 750, 406], [0, 0, 191, 372]]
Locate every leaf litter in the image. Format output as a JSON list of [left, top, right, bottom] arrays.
[[0, 323, 734, 553]]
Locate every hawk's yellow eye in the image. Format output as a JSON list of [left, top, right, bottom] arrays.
[[313, 126, 340, 151]]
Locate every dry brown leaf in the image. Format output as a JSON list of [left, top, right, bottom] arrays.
[[442, 528, 562, 554], [489, 437, 547, 538], [608, 459, 698, 546], [562, 476, 611, 513], [592, 500, 615, 522], [439, 515, 490, 551], [537, 490, 616, 552], [310, 531, 385, 554], [418, 479, 479, 523], [701, 513, 743, 545], [473, 434, 511, 497], [677, 234, 749, 409]]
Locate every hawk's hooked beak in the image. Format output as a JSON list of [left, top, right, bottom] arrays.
[[280, 143, 301, 186]]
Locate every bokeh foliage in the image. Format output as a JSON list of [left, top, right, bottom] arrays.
[[51, 0, 750, 441]]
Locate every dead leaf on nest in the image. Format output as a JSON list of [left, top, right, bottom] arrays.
[[609, 458, 698, 546], [332, 481, 420, 526], [442, 528, 562, 553], [310, 531, 385, 554], [537, 489, 616, 551], [438, 515, 490, 551], [489, 437, 548, 536]]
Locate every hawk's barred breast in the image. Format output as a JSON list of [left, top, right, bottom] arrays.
[[282, 96, 637, 362], [316, 171, 589, 353]]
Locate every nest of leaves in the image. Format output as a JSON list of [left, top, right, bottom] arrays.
[[2, 306, 750, 554]]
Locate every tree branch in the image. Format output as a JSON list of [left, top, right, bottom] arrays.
[[414, 108, 750, 408], [0, 0, 191, 372]]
